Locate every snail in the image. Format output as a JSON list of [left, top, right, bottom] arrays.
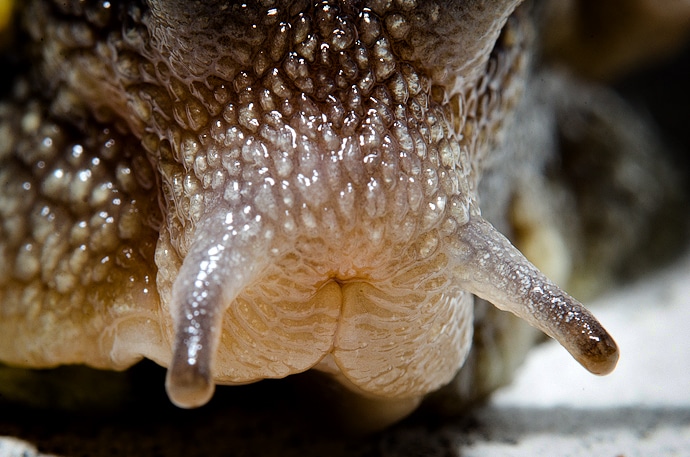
[[0, 0, 620, 425]]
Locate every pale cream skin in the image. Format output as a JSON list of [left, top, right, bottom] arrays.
[[0, 0, 618, 424]]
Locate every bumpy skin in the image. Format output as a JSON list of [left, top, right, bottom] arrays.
[[0, 0, 619, 423]]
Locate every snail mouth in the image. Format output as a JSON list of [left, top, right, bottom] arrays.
[[163, 251, 474, 409], [163, 214, 619, 410]]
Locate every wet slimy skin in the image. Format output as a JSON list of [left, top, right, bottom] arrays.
[[0, 0, 617, 422]]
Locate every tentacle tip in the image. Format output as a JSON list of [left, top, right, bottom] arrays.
[[165, 361, 216, 409], [575, 333, 620, 376]]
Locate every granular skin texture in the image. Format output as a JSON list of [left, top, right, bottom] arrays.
[[1, 0, 683, 430]]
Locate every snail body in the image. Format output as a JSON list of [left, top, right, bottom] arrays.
[[0, 0, 618, 424]]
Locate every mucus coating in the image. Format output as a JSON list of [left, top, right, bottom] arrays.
[[0, 0, 618, 423]]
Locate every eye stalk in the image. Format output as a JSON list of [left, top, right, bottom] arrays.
[[455, 216, 619, 376], [162, 207, 271, 408], [164, 240, 226, 409]]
